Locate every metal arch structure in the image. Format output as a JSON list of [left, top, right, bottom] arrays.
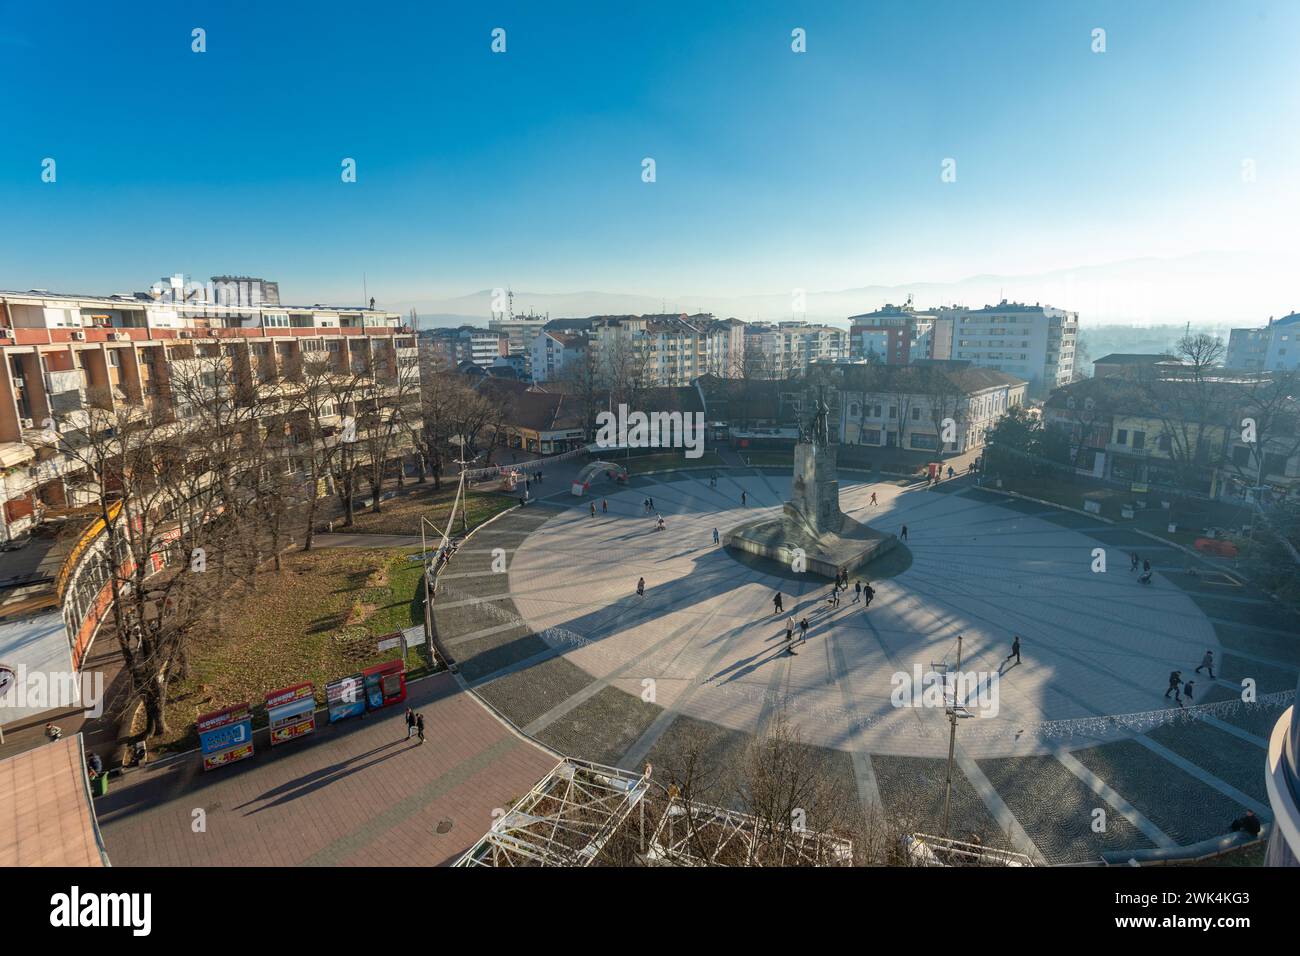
[[645, 798, 854, 867], [569, 461, 628, 496], [454, 759, 650, 867]]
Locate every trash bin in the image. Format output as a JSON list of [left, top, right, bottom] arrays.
[[92, 773, 109, 797]]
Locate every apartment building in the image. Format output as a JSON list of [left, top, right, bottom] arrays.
[[950, 301, 1077, 397], [0, 287, 417, 542], [530, 330, 588, 383], [489, 308, 549, 372], [745, 321, 848, 379], [847, 301, 935, 365], [420, 325, 508, 369], [1227, 312, 1300, 372]]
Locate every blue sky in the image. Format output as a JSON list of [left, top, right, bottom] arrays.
[[1, 0, 1297, 315]]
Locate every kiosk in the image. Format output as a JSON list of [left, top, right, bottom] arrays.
[[265, 682, 317, 746], [197, 703, 254, 771], [363, 660, 407, 711]]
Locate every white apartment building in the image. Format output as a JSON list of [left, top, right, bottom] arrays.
[[746, 321, 847, 379], [530, 330, 588, 383], [1227, 312, 1300, 371], [950, 301, 1077, 397]]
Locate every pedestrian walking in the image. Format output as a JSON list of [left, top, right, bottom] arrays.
[[798, 617, 809, 643], [947, 466, 955, 479], [863, 582, 875, 608], [602, 499, 608, 513], [637, 576, 646, 597], [741, 490, 747, 506], [656, 515, 666, 532], [852, 580, 862, 604], [774, 591, 784, 614], [900, 524, 908, 541], [590, 502, 596, 518], [416, 712, 426, 744], [405, 707, 416, 739], [785, 616, 796, 653], [1183, 679, 1195, 704], [1130, 552, 1139, 572], [1164, 670, 1182, 700], [1143, 559, 1151, 574], [648, 496, 654, 510], [1004, 635, 1021, 666], [870, 491, 878, 506], [712, 527, 720, 545], [1195, 650, 1216, 679]]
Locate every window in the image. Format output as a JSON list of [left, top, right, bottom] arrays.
[[889, 406, 897, 419], [910, 433, 938, 450], [911, 407, 921, 420], [1132, 431, 1145, 451], [1116, 429, 1128, 445]]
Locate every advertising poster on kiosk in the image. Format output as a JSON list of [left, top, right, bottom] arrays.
[[326, 673, 366, 723], [265, 682, 317, 746], [197, 703, 254, 771]]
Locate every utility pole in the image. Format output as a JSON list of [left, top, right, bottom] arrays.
[[941, 634, 963, 838]]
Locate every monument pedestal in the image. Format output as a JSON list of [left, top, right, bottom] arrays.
[[723, 441, 897, 579]]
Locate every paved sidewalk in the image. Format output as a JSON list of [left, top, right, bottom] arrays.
[[97, 672, 557, 866]]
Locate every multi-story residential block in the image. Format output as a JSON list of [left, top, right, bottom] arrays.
[[1227, 312, 1300, 371], [745, 321, 847, 379], [950, 300, 1077, 397], [418, 325, 508, 368], [0, 286, 417, 543], [489, 307, 549, 372], [847, 301, 935, 365], [530, 330, 588, 383]]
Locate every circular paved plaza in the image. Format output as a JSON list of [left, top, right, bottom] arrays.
[[433, 466, 1298, 862], [508, 470, 1218, 758]]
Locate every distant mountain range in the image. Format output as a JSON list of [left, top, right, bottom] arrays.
[[395, 251, 1296, 330]]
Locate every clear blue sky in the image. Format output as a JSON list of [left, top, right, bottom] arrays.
[[2, 0, 1297, 308]]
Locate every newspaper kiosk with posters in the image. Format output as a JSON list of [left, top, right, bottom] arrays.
[[363, 659, 406, 711], [265, 682, 316, 746], [326, 673, 366, 723], [197, 703, 254, 771]]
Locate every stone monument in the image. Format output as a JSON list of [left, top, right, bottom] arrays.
[[724, 386, 897, 578]]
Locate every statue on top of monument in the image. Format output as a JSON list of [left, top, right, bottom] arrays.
[[802, 385, 831, 447]]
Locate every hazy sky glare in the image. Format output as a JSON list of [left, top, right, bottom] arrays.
[[1, 0, 1296, 313]]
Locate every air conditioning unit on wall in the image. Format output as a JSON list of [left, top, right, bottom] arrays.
[[71, 330, 86, 341], [111, 332, 130, 342]]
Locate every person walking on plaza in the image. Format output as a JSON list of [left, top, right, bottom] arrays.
[[590, 502, 596, 518], [1195, 650, 1216, 679], [741, 490, 747, 506], [1164, 670, 1183, 701], [852, 580, 862, 604], [405, 707, 416, 739], [863, 582, 875, 608], [416, 712, 426, 744], [1182, 679, 1195, 705], [870, 491, 878, 506], [785, 616, 796, 654], [900, 524, 908, 542], [648, 496, 654, 510], [947, 465, 955, 480], [1130, 552, 1140, 572], [637, 577, 646, 598], [602, 499, 608, 513], [1143, 558, 1151, 574], [798, 617, 809, 644], [774, 591, 784, 614], [1004, 635, 1021, 667], [713, 527, 720, 545]]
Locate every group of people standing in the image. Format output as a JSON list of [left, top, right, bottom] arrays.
[[1164, 650, 1216, 707]]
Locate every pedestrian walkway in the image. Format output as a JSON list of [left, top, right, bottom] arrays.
[[97, 672, 556, 866]]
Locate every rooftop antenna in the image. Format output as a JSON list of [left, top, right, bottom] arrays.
[[363, 272, 368, 309]]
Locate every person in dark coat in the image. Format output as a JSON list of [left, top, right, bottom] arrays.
[[416, 712, 426, 744], [405, 707, 416, 739], [1004, 635, 1021, 666]]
